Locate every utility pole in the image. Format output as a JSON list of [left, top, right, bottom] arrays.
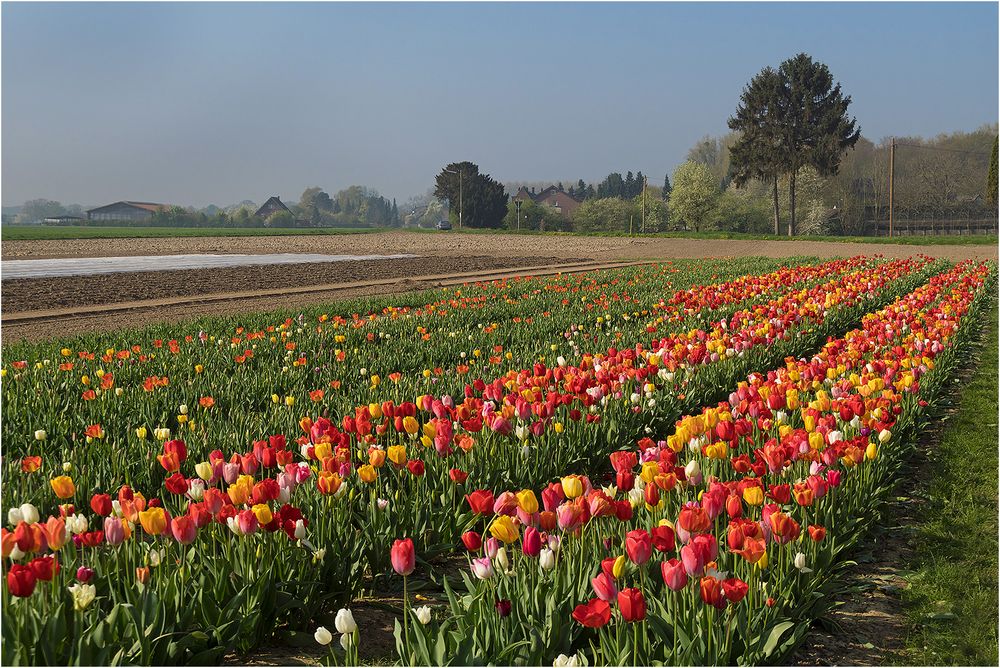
[[641, 175, 647, 233], [888, 138, 895, 238], [514, 198, 521, 232], [458, 168, 463, 230]]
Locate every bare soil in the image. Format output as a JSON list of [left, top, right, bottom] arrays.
[[3, 229, 996, 263], [0, 255, 581, 313]]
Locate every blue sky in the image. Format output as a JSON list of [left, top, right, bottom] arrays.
[[2, 2, 997, 208]]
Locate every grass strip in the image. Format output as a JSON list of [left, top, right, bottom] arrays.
[[897, 300, 999, 666]]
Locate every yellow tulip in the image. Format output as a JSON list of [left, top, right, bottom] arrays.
[[489, 516, 519, 544], [387, 445, 407, 467], [742, 486, 764, 506], [252, 504, 273, 526], [516, 489, 538, 514], [561, 475, 584, 499], [358, 464, 378, 484], [612, 555, 627, 579]]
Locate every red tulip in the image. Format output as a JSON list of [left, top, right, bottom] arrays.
[[6, 564, 36, 597], [522, 526, 542, 557], [722, 577, 749, 603], [29, 555, 59, 582], [617, 588, 646, 622], [164, 473, 189, 496], [391, 538, 415, 576], [495, 599, 512, 617], [449, 469, 468, 484], [90, 493, 113, 517], [651, 525, 675, 552], [465, 490, 495, 515], [808, 524, 827, 542], [571, 598, 611, 627], [625, 529, 652, 565], [170, 516, 197, 545], [461, 531, 482, 552]]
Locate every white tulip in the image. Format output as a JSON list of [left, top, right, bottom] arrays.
[[179, 404, 188, 415], [339, 633, 354, 650], [334, 608, 357, 634], [496, 546, 512, 572], [414, 605, 432, 625], [34, 430, 46, 441], [68, 583, 97, 611], [18, 504, 39, 525], [187, 479, 205, 501], [794, 552, 812, 573], [294, 519, 307, 540], [553, 653, 581, 667], [539, 548, 556, 571], [685, 460, 701, 480], [7, 508, 23, 526], [314, 626, 333, 645]]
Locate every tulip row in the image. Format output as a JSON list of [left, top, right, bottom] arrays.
[[0, 256, 943, 665], [409, 260, 994, 666]]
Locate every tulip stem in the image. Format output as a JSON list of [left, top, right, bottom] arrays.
[[402, 574, 410, 665]]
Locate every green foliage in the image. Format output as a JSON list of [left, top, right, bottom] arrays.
[[573, 197, 634, 233], [503, 199, 567, 232], [711, 188, 772, 233], [265, 210, 296, 228], [668, 161, 720, 231]]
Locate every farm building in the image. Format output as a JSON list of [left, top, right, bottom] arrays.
[[86, 201, 170, 222], [513, 186, 582, 218], [254, 196, 291, 219]]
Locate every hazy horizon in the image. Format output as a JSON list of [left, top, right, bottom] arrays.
[[3, 1, 997, 209]]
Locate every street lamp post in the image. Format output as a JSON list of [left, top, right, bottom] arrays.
[[444, 167, 463, 229]]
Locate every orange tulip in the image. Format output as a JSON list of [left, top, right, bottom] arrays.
[[42, 517, 68, 551], [21, 456, 42, 473]]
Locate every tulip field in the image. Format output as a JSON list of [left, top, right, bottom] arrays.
[[1, 254, 995, 666]]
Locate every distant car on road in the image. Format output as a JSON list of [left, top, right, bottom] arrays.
[[435, 220, 452, 230]]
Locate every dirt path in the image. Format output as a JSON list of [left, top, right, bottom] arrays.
[[3, 230, 996, 262]]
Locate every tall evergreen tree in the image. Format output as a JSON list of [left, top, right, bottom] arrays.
[[624, 172, 635, 198], [662, 173, 672, 201], [778, 53, 860, 235], [434, 161, 508, 228], [728, 66, 788, 234]]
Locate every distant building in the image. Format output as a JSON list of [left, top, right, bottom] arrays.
[[86, 201, 170, 222], [513, 185, 582, 219], [43, 215, 85, 225], [254, 196, 291, 219]]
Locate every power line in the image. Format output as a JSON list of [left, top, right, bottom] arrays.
[[893, 142, 991, 157]]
